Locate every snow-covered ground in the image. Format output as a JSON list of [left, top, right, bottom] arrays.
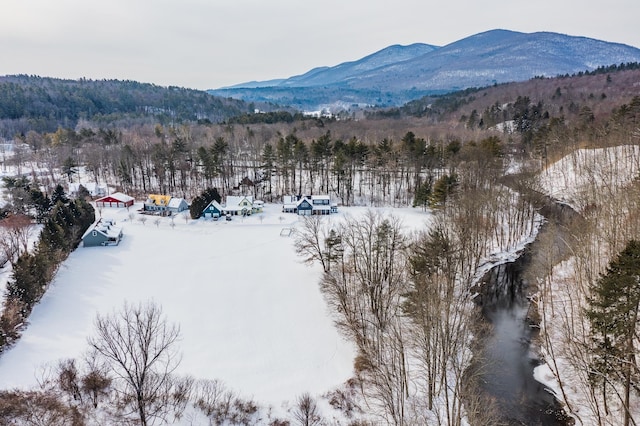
[[533, 143, 640, 425], [0, 202, 431, 414], [538, 144, 640, 206]]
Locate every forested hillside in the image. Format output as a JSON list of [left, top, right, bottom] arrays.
[[0, 75, 254, 137]]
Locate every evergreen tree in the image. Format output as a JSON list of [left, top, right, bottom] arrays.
[[430, 174, 458, 207], [261, 143, 275, 199], [189, 187, 221, 219], [585, 240, 640, 426], [51, 184, 69, 205], [28, 188, 51, 223], [413, 178, 432, 210], [76, 184, 91, 200], [7, 253, 47, 308]]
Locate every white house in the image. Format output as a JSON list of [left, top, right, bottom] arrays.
[[282, 195, 338, 215], [223, 195, 254, 216], [222, 195, 264, 216], [69, 182, 107, 198]]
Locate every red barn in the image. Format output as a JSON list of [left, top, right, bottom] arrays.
[[95, 192, 135, 208]]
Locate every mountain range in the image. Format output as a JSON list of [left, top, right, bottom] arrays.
[[208, 29, 640, 111]]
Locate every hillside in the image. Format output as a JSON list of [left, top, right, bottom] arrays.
[[0, 75, 254, 137], [394, 64, 640, 125], [209, 29, 640, 111]]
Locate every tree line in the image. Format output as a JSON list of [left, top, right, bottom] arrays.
[[0, 184, 94, 350]]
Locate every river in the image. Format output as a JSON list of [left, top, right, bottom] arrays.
[[470, 194, 580, 425]]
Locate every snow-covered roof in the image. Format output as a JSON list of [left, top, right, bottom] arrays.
[[167, 197, 187, 208], [81, 218, 122, 240], [225, 195, 254, 206], [97, 192, 134, 203], [69, 182, 106, 196], [204, 200, 223, 211]]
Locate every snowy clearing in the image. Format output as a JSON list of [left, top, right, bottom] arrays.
[[0, 202, 431, 411]]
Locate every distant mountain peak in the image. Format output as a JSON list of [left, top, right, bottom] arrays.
[[209, 30, 640, 110]]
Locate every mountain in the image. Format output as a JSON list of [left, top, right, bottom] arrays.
[[208, 29, 640, 111]]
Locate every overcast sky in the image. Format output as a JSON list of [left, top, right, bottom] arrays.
[[1, 0, 638, 90]]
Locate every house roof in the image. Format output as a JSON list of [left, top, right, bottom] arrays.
[[96, 192, 134, 203], [82, 219, 123, 240], [204, 200, 223, 212], [226, 195, 253, 206], [167, 197, 187, 209], [148, 194, 171, 206]]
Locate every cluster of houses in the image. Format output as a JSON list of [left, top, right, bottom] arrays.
[[142, 194, 190, 215], [83, 191, 338, 247], [202, 195, 264, 219], [94, 192, 337, 217]]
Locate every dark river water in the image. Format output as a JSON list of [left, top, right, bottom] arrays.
[[476, 260, 568, 425], [470, 195, 580, 425]]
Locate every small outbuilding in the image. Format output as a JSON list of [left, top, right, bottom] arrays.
[[95, 192, 135, 208]]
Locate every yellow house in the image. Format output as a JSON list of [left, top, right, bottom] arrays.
[[144, 194, 172, 211]]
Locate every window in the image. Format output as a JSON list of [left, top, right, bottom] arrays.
[[92, 231, 97, 237]]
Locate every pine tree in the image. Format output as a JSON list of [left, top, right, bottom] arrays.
[[585, 240, 640, 426], [412, 178, 432, 210], [430, 174, 458, 207], [51, 184, 69, 205]]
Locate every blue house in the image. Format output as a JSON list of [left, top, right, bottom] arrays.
[[296, 198, 313, 216], [167, 197, 189, 214], [202, 200, 223, 219], [282, 194, 337, 215], [82, 219, 123, 247]]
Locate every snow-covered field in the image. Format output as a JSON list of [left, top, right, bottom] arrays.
[[0, 202, 431, 411]]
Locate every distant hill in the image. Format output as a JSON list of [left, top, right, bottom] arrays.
[[0, 75, 253, 135], [209, 29, 640, 111]]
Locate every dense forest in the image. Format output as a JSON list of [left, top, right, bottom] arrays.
[[0, 75, 255, 136], [0, 65, 640, 424]]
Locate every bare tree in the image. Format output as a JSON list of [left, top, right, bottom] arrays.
[[88, 301, 181, 426], [291, 392, 322, 426], [294, 215, 331, 273], [0, 213, 33, 266], [319, 211, 409, 425]]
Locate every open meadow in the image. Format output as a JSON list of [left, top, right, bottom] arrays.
[[0, 202, 431, 410]]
